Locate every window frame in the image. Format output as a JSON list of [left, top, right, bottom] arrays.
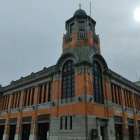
[[62, 60, 75, 99], [93, 61, 104, 104]]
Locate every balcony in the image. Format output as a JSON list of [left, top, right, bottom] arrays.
[[78, 31, 87, 39]]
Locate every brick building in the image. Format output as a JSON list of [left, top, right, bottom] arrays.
[[0, 8, 140, 140]]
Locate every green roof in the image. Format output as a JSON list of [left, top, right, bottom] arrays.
[[74, 9, 87, 17]]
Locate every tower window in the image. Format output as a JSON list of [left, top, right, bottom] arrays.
[[93, 61, 104, 104], [62, 60, 75, 99], [89, 23, 93, 31], [70, 23, 74, 34], [78, 21, 85, 31]]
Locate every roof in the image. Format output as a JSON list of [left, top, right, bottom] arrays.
[[73, 9, 87, 17]]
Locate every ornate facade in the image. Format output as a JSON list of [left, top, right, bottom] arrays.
[[0, 8, 140, 140]]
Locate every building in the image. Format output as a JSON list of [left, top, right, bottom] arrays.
[[0, 7, 140, 140]]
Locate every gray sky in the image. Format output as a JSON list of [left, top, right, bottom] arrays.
[[0, 0, 140, 86]]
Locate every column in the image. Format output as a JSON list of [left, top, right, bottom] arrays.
[[121, 88, 128, 140], [14, 118, 21, 140], [2, 119, 9, 140], [14, 91, 24, 140], [29, 119, 37, 140], [105, 119, 115, 140], [29, 86, 38, 140], [96, 120, 103, 140]]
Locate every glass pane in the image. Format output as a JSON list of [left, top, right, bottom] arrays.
[[62, 60, 75, 99]]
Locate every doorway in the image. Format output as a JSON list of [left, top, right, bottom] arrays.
[[115, 124, 123, 140], [21, 124, 31, 140], [100, 126, 105, 140], [37, 123, 49, 140], [9, 125, 16, 140], [128, 125, 134, 140], [0, 125, 4, 140]]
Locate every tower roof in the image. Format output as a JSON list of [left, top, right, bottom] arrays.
[[73, 9, 87, 17]]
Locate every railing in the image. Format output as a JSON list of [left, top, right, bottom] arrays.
[[93, 34, 99, 42], [78, 31, 87, 39], [65, 34, 72, 43]]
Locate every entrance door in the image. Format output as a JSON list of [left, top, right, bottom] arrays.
[[128, 125, 134, 140], [37, 123, 49, 140], [115, 124, 123, 140], [9, 125, 16, 140], [100, 126, 105, 140], [21, 124, 31, 140], [0, 125, 4, 140]]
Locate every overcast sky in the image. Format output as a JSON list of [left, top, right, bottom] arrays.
[[0, 0, 140, 86]]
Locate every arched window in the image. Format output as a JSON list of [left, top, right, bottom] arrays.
[[62, 60, 75, 99], [93, 61, 104, 104]]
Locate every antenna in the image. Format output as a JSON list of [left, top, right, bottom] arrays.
[[135, 70, 138, 81], [90, 2, 92, 18], [79, 4, 81, 9]]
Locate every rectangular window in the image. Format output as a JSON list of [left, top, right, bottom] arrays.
[[111, 84, 115, 103], [60, 117, 63, 130], [27, 89, 31, 106], [124, 90, 128, 107], [48, 83, 52, 102], [17, 93, 21, 108], [3, 96, 6, 110], [31, 88, 34, 105], [70, 23, 74, 33], [12, 94, 15, 109], [78, 21, 85, 31], [70, 116, 72, 130], [118, 87, 122, 105], [14, 94, 18, 108], [6, 96, 9, 109], [65, 116, 67, 130], [39, 85, 43, 104], [24, 90, 28, 107], [43, 84, 47, 103]]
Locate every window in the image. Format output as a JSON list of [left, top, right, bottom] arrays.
[[43, 84, 47, 103], [23, 88, 34, 107], [60, 117, 63, 130], [23, 90, 27, 107], [17, 93, 21, 108], [135, 95, 140, 111], [38, 85, 43, 104], [38, 83, 52, 104], [70, 23, 74, 33], [65, 116, 67, 130], [124, 89, 133, 109], [111, 84, 122, 105], [48, 82, 52, 102], [31, 88, 34, 105], [60, 116, 73, 130], [62, 60, 75, 99], [27, 89, 31, 106], [93, 61, 104, 104], [89, 23, 93, 31], [78, 21, 85, 31], [70, 116, 72, 130]]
